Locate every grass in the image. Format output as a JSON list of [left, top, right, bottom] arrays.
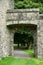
[[24, 49, 34, 57], [6, 45, 43, 65], [0, 56, 43, 65]]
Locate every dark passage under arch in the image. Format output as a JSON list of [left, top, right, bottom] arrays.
[[14, 30, 34, 49]]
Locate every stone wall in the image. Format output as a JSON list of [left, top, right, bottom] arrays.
[[0, 0, 43, 59], [0, 0, 14, 58], [37, 15, 43, 58]]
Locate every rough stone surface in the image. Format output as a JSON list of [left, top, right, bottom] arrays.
[[0, 0, 43, 59]]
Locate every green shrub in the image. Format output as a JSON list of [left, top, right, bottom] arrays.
[[14, 0, 43, 14], [39, 7, 43, 14], [32, 0, 43, 3], [15, 1, 24, 9], [32, 3, 40, 8]]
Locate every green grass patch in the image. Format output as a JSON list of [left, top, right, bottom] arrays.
[[24, 49, 34, 57], [0, 56, 43, 65]]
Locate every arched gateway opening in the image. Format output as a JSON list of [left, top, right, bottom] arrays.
[[8, 24, 37, 58], [14, 29, 34, 49]]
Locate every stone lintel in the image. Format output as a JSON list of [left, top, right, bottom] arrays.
[[7, 8, 39, 13]]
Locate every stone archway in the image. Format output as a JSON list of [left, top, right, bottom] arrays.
[[8, 24, 37, 57], [0, 0, 43, 59]]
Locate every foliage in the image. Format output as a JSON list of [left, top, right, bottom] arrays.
[[14, 30, 33, 45], [0, 57, 43, 65], [24, 49, 34, 57], [32, 0, 43, 3], [14, 1, 24, 9], [39, 7, 43, 14], [14, 0, 43, 14]]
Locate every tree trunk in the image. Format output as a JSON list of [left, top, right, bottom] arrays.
[[18, 43, 19, 47]]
